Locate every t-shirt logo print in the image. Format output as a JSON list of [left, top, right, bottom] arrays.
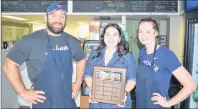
[[154, 57, 158, 60], [142, 60, 159, 72], [53, 45, 69, 51], [57, 5, 64, 8]]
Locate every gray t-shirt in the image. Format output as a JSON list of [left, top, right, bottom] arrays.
[[7, 29, 85, 82]]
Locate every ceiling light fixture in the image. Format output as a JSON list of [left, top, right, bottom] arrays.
[[27, 22, 42, 24], [2, 16, 28, 20]]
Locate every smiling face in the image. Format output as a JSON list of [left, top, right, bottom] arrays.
[[46, 10, 67, 34], [104, 26, 121, 49], [138, 21, 159, 46]]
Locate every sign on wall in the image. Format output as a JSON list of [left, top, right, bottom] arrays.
[[73, 0, 178, 13], [2, 0, 68, 13]]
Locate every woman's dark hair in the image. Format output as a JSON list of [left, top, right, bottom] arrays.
[[137, 17, 159, 33], [93, 23, 128, 60]]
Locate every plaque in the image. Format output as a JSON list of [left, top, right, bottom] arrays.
[[92, 66, 126, 104]]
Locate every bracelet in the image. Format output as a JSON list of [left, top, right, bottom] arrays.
[[125, 90, 128, 96]]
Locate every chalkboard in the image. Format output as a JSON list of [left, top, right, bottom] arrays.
[[2, 0, 68, 12], [73, 0, 178, 13]]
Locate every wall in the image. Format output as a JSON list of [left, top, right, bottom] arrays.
[[1, 23, 30, 42], [32, 23, 46, 31], [126, 20, 140, 65], [169, 15, 185, 63], [1, 22, 30, 108], [168, 15, 186, 108], [0, 11, 1, 108], [32, 22, 90, 39], [1, 49, 19, 108]]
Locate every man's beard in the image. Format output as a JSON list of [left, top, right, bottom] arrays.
[[47, 19, 66, 34]]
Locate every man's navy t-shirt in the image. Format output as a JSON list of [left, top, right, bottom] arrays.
[[7, 29, 85, 82]]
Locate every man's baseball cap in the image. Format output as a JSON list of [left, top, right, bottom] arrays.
[[46, 3, 67, 15]]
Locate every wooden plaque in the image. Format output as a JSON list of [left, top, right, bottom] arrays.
[[92, 66, 126, 104]]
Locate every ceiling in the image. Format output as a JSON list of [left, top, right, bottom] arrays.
[[1, 15, 94, 25]]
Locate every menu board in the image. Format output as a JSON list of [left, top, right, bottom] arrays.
[[73, 0, 178, 13], [2, 0, 67, 12]]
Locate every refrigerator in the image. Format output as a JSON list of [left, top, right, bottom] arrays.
[[182, 8, 198, 108]]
